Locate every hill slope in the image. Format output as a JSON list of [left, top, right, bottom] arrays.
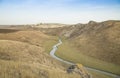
[[72, 20, 120, 65], [54, 20, 120, 65], [42, 20, 120, 75], [0, 30, 81, 78]]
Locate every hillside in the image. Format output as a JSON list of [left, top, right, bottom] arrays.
[[0, 29, 81, 78], [53, 20, 120, 65], [40, 20, 120, 75], [71, 20, 120, 65]]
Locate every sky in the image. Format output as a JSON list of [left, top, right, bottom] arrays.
[[0, 0, 120, 25]]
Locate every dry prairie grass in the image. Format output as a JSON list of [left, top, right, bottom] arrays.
[[73, 22, 120, 65], [0, 30, 49, 47], [0, 40, 64, 69], [0, 40, 81, 78], [0, 59, 80, 78], [0, 30, 81, 78]]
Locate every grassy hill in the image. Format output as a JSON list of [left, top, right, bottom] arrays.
[[0, 29, 81, 78], [72, 20, 120, 65], [53, 20, 120, 75], [43, 20, 120, 65]]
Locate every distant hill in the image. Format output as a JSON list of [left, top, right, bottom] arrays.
[[35, 23, 67, 28]]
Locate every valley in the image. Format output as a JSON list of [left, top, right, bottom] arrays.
[[0, 20, 120, 78]]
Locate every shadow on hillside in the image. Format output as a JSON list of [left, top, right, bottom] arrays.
[[0, 29, 19, 33]]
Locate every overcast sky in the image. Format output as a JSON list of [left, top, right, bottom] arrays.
[[0, 0, 120, 25]]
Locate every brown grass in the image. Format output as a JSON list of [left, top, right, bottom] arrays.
[[0, 30, 81, 78]]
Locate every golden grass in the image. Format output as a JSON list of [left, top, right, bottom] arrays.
[[0, 30, 81, 78], [0, 59, 81, 78], [0, 30, 49, 47], [0, 40, 62, 68], [70, 23, 120, 65]]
